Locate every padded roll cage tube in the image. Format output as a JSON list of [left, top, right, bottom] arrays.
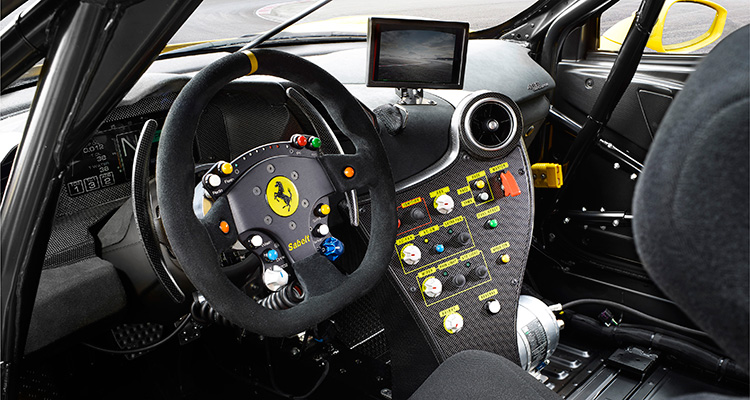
[[551, 0, 666, 208], [156, 49, 396, 337]]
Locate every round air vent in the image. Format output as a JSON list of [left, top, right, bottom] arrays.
[[457, 93, 522, 159]]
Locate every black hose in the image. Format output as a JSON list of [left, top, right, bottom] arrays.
[[566, 313, 748, 381], [562, 298, 709, 338], [83, 316, 191, 355]]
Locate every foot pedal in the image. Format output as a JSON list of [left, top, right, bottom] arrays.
[[112, 322, 164, 360], [531, 163, 563, 188]]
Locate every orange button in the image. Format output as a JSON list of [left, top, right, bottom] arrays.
[[219, 221, 230, 234], [343, 166, 355, 178], [220, 162, 233, 175]]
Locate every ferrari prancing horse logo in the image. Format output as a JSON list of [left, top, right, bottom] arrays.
[[266, 176, 299, 217]]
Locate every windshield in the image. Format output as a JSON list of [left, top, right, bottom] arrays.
[[171, 0, 533, 44]]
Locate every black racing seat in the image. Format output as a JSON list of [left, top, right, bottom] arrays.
[[409, 24, 749, 400]]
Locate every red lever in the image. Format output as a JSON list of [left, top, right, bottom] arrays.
[[500, 171, 521, 197]]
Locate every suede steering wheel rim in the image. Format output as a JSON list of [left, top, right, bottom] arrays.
[[156, 49, 397, 337]]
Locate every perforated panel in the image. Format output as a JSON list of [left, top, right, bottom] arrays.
[[359, 144, 533, 363]]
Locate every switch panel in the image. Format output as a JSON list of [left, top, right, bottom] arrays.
[[358, 145, 534, 363]]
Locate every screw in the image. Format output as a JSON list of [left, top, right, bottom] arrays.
[[582, 207, 587, 212], [253, 187, 261, 196], [600, 225, 607, 230], [613, 162, 620, 170], [291, 171, 299, 180], [266, 164, 275, 173], [541, 173, 547, 179], [339, 368, 347, 374], [612, 219, 620, 227], [548, 233, 556, 242], [409, 286, 417, 292], [289, 221, 297, 230], [264, 216, 273, 225], [518, 168, 525, 175], [585, 78, 594, 89], [630, 173, 638, 180], [530, 23, 535, 27], [563, 217, 570, 224], [600, 207, 605, 212], [301, 199, 309, 208]]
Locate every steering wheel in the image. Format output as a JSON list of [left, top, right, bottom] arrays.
[[156, 49, 397, 337]]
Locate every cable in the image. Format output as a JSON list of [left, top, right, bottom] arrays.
[[82, 316, 191, 354], [561, 298, 710, 338]]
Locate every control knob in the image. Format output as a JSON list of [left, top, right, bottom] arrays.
[[409, 208, 426, 221], [422, 277, 443, 298], [455, 232, 472, 246], [473, 265, 489, 279], [451, 274, 466, 288], [434, 194, 454, 215], [443, 313, 464, 334], [319, 237, 344, 261], [262, 265, 289, 292], [401, 244, 422, 265]]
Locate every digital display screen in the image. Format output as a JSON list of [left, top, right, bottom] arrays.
[[367, 18, 469, 89], [65, 115, 163, 197]]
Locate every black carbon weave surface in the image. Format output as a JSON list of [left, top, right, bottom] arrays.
[[132, 119, 185, 303], [103, 92, 177, 123], [359, 144, 533, 363], [334, 295, 390, 361]]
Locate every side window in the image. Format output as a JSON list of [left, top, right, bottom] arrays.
[[599, 0, 746, 54]]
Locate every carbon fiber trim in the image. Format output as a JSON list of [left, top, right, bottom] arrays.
[[359, 143, 533, 363], [132, 119, 185, 303]]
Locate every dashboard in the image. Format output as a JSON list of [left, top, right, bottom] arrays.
[[0, 38, 555, 359]]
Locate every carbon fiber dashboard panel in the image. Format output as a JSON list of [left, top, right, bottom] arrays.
[[359, 144, 533, 363]]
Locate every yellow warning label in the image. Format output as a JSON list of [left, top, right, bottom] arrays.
[[491, 242, 510, 253], [466, 170, 487, 181], [476, 206, 501, 219], [401, 197, 422, 208], [459, 249, 481, 261], [417, 268, 436, 278], [419, 225, 440, 237], [479, 289, 499, 301], [438, 258, 459, 270], [429, 186, 450, 198], [490, 162, 509, 174], [439, 305, 460, 317], [456, 186, 471, 195], [461, 198, 475, 207], [396, 235, 415, 246], [443, 216, 464, 227]]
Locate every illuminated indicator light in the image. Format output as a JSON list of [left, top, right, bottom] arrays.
[[309, 137, 321, 149], [315, 203, 331, 217], [442, 271, 449, 277], [474, 180, 485, 189], [486, 219, 498, 229], [424, 239, 429, 243], [435, 244, 445, 253], [220, 162, 233, 175], [448, 229, 454, 234], [343, 167, 355, 178], [219, 221, 230, 234], [296, 135, 308, 147], [500, 254, 511, 264], [465, 262, 471, 268]]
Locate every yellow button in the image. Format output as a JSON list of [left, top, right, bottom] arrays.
[[343, 166, 355, 178], [221, 162, 233, 175], [475, 180, 485, 189], [500, 254, 511, 264], [219, 221, 230, 234], [317, 204, 331, 216]]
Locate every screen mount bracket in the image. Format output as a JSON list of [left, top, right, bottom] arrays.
[[397, 88, 436, 106]]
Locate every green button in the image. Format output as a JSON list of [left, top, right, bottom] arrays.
[[310, 137, 322, 149], [442, 271, 449, 276], [486, 219, 498, 229]]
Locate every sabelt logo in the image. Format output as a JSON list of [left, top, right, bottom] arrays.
[[266, 176, 299, 217], [288, 235, 310, 251]]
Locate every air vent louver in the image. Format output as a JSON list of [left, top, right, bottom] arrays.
[[468, 102, 513, 149]]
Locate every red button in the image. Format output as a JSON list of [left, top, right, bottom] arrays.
[[500, 171, 521, 197], [296, 135, 308, 147]]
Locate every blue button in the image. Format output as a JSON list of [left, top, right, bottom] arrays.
[[434, 244, 445, 253], [263, 249, 279, 262], [319, 237, 345, 261]]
